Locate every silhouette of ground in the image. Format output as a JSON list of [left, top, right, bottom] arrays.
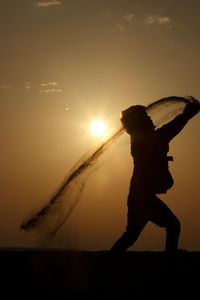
[[0, 249, 199, 299]]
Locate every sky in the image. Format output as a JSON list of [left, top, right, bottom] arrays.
[[0, 0, 200, 251]]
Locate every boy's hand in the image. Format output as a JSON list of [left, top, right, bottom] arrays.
[[183, 98, 200, 119]]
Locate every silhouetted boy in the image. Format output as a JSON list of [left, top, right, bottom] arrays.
[[111, 97, 199, 252]]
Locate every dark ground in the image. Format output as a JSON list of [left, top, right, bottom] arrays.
[[0, 249, 199, 299]]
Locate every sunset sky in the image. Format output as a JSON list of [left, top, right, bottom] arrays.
[[0, 0, 200, 251]]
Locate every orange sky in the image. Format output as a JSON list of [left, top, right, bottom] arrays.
[[0, 0, 200, 251]]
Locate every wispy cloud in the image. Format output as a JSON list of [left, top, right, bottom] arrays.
[[145, 14, 173, 27], [32, 0, 62, 8], [41, 81, 58, 87], [0, 84, 13, 89], [113, 22, 124, 32], [25, 82, 31, 91], [40, 88, 62, 93], [113, 13, 135, 33], [122, 14, 135, 23], [40, 82, 61, 93]]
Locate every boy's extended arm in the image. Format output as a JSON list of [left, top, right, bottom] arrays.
[[157, 98, 200, 141]]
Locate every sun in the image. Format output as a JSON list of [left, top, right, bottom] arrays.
[[90, 120, 107, 137]]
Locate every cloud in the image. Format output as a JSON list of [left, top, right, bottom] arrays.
[[0, 84, 13, 89], [32, 0, 62, 8], [122, 14, 135, 23], [25, 82, 31, 91], [114, 22, 124, 32], [40, 81, 58, 87], [113, 13, 136, 32], [145, 14, 173, 27], [40, 81, 61, 92], [40, 88, 62, 93]]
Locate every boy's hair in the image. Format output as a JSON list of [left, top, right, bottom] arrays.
[[120, 105, 147, 133]]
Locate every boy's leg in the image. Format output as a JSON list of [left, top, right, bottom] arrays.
[[149, 196, 181, 252], [111, 203, 148, 252]]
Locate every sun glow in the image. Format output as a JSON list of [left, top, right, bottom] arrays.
[[90, 120, 107, 137]]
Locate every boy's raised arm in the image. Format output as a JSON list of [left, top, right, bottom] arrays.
[[157, 98, 200, 141]]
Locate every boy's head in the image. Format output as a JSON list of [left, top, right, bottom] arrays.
[[121, 105, 155, 134]]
